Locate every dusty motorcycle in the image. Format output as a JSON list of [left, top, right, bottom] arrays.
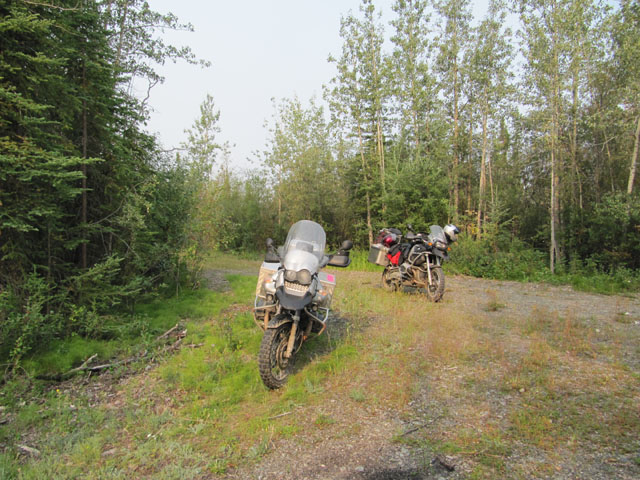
[[368, 223, 459, 302], [253, 220, 352, 389]]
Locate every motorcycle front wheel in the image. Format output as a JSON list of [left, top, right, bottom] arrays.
[[424, 265, 445, 302], [258, 322, 294, 389]]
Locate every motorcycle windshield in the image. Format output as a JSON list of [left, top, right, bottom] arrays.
[[283, 220, 326, 261], [429, 225, 447, 243]]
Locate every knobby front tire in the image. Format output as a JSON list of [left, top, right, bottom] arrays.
[[425, 266, 445, 302], [258, 322, 294, 389]]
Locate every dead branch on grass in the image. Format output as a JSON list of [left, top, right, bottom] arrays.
[[156, 323, 180, 340], [36, 323, 189, 381], [268, 411, 292, 420], [400, 423, 429, 436]]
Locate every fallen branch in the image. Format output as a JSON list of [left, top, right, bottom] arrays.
[[400, 423, 428, 436], [67, 354, 98, 375], [36, 350, 146, 381], [268, 411, 292, 420], [156, 323, 179, 340], [166, 337, 184, 352], [35, 324, 189, 381]]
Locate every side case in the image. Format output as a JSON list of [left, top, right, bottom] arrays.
[[316, 272, 336, 308], [256, 262, 279, 297], [368, 244, 389, 266]]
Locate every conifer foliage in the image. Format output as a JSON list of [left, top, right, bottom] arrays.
[[0, 1, 199, 362]]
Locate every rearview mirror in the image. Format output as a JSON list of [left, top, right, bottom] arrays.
[[327, 254, 350, 268], [340, 240, 353, 251], [328, 239, 353, 268], [265, 238, 279, 263]]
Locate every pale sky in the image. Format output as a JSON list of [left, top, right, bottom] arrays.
[[144, 1, 492, 171]]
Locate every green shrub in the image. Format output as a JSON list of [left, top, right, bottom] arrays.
[[0, 271, 63, 363], [448, 235, 547, 281]]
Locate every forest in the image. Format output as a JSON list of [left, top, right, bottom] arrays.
[[1, 0, 639, 365]]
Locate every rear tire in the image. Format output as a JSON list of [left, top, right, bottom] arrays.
[[424, 266, 445, 302], [382, 267, 398, 292], [258, 322, 294, 389]]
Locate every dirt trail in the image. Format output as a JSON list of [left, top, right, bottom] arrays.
[[225, 272, 640, 480]]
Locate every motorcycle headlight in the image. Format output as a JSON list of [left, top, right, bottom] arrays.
[[297, 269, 312, 285], [284, 270, 297, 282]]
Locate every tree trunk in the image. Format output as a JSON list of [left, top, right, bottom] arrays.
[[550, 148, 557, 274], [358, 125, 373, 244], [550, 5, 562, 274], [477, 101, 488, 240], [570, 74, 583, 209], [114, 0, 129, 71], [453, 59, 460, 223], [488, 152, 494, 205], [377, 117, 386, 207], [81, 60, 88, 270], [627, 115, 640, 195], [468, 105, 474, 217]]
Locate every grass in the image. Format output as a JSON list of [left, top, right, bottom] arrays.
[[0, 275, 269, 477], [1, 253, 639, 479], [0, 261, 376, 478], [333, 271, 639, 478]]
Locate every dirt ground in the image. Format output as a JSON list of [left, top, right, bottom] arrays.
[[225, 273, 640, 480]]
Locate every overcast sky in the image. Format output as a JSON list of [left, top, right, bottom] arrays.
[[143, 1, 491, 171]]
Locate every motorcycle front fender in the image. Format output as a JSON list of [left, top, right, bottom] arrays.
[[276, 287, 313, 311], [266, 314, 293, 330], [431, 249, 449, 261]]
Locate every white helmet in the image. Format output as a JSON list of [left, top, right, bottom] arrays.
[[444, 224, 460, 242]]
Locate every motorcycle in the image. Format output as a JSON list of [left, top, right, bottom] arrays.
[[253, 220, 353, 389], [368, 223, 459, 302]]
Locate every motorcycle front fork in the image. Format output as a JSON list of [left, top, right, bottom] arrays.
[[418, 255, 440, 286], [285, 311, 300, 358]]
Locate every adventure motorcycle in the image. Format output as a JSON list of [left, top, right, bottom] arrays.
[[368, 223, 459, 302], [253, 220, 353, 389]]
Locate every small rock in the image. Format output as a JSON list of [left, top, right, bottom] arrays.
[[102, 448, 117, 457], [17, 444, 40, 458], [355, 466, 365, 472], [519, 387, 525, 393]]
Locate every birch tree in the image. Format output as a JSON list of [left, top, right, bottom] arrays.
[[468, 0, 513, 238], [327, 0, 388, 244], [433, 0, 472, 223]]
